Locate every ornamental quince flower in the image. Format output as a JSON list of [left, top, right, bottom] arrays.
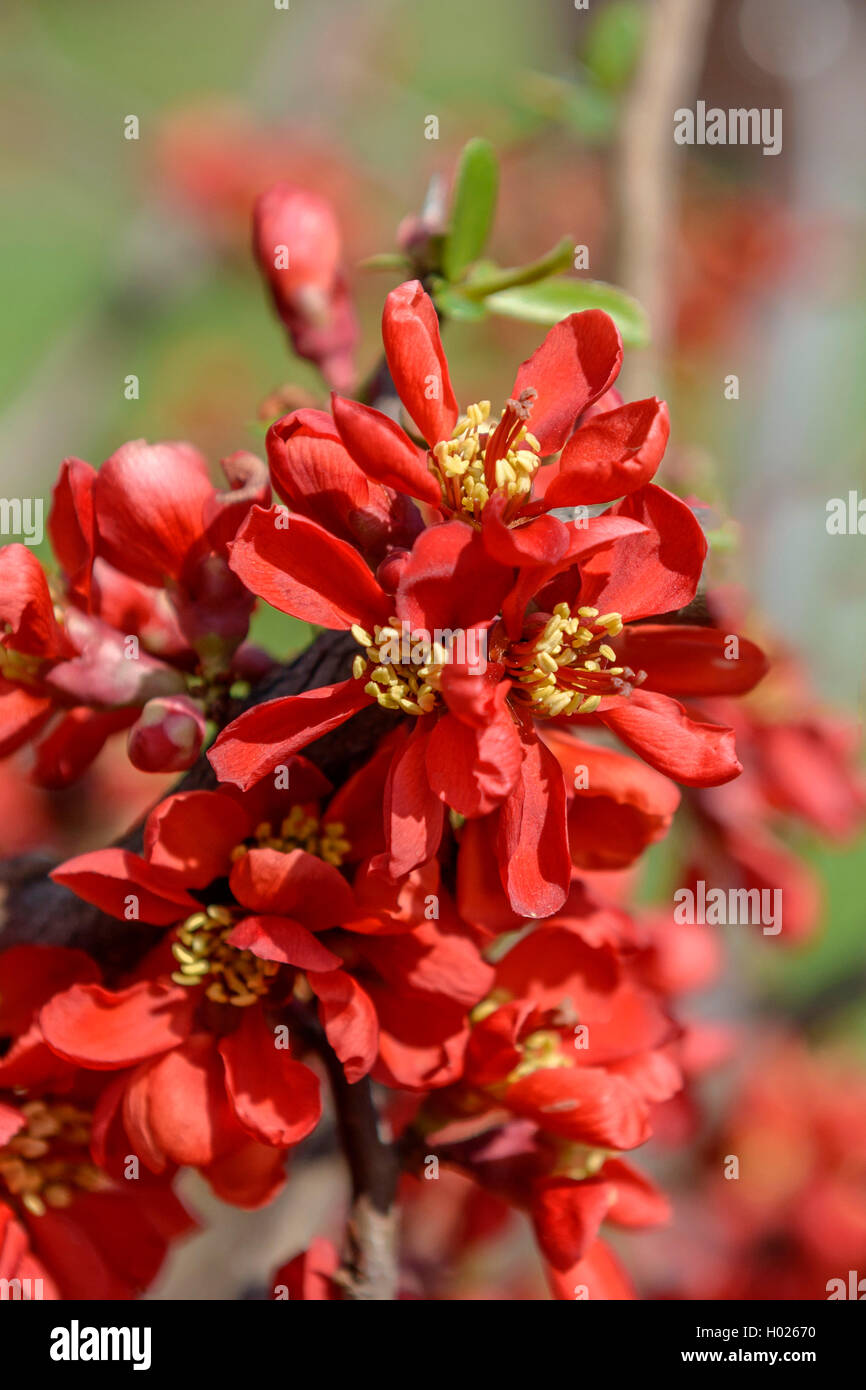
[[42, 759, 493, 1176], [0, 945, 193, 1298], [257, 279, 670, 558], [211, 471, 765, 914]]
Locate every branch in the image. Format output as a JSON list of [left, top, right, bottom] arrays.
[[288, 1003, 400, 1300], [614, 0, 713, 397]]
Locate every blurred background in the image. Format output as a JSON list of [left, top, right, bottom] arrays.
[[1, 0, 864, 1298]]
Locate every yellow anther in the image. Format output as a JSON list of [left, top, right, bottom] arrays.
[[428, 397, 542, 520], [505, 608, 639, 721], [0, 1099, 110, 1216]]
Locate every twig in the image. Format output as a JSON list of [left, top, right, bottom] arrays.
[[288, 1004, 400, 1300], [614, 0, 713, 397]]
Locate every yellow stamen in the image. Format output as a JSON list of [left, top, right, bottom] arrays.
[[505, 603, 644, 720], [352, 617, 443, 719]]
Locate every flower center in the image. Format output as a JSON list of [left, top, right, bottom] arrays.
[[0, 1099, 109, 1217], [351, 619, 444, 716], [171, 904, 279, 1006], [429, 390, 541, 522], [506, 1029, 572, 1082], [172, 812, 352, 1004], [506, 603, 645, 718], [231, 808, 351, 867]]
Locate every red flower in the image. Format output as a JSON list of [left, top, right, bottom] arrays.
[[0, 946, 193, 1299], [212, 483, 764, 914], [42, 761, 493, 1186]]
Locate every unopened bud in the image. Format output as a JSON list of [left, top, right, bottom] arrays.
[[127, 695, 206, 772], [375, 548, 411, 595], [252, 182, 358, 391]]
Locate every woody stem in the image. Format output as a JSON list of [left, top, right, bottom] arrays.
[[288, 1003, 400, 1300]]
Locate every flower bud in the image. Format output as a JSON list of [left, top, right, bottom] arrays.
[[252, 182, 358, 391], [376, 548, 411, 595], [127, 695, 206, 773]]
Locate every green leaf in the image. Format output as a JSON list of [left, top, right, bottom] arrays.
[[486, 277, 649, 346], [582, 1, 646, 92], [518, 72, 616, 145], [442, 138, 499, 283], [433, 285, 488, 323]]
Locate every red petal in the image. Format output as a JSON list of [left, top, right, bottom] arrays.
[[426, 707, 522, 817], [613, 624, 768, 696], [377, 721, 445, 879], [143, 790, 252, 887], [50, 848, 198, 924], [531, 1177, 614, 1268], [395, 520, 513, 632], [598, 689, 742, 787], [266, 408, 372, 543], [359, 919, 494, 1009], [576, 485, 707, 622], [228, 506, 391, 630], [495, 926, 619, 1015], [0, 945, 99, 1035], [94, 440, 214, 584], [0, 679, 53, 757], [600, 1158, 671, 1227], [502, 513, 648, 639], [481, 491, 570, 565], [40, 981, 194, 1067], [332, 394, 441, 506], [208, 679, 371, 788], [48, 457, 96, 603], [544, 730, 680, 871], [203, 1136, 287, 1209], [0, 545, 71, 658], [506, 1066, 650, 1149], [512, 310, 622, 455], [439, 652, 508, 729], [272, 1237, 340, 1300], [307, 969, 379, 1082], [496, 727, 570, 917], [226, 916, 342, 970], [32, 707, 137, 788], [546, 398, 670, 507], [229, 846, 356, 929], [382, 280, 458, 446], [220, 1008, 321, 1146], [203, 450, 270, 553], [545, 1237, 635, 1301], [457, 816, 525, 935], [145, 1034, 236, 1165], [368, 984, 468, 1091]]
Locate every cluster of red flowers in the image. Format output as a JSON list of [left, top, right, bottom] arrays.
[[1, 177, 859, 1303], [643, 1039, 866, 1302]]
